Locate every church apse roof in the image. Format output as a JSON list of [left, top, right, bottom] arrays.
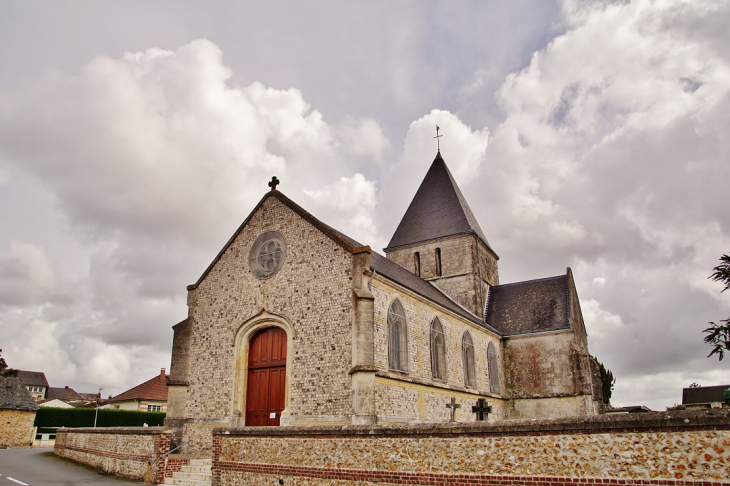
[[484, 275, 570, 336], [385, 152, 495, 255]]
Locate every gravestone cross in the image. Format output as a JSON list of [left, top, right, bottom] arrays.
[[445, 397, 461, 422], [471, 398, 492, 421], [268, 176, 280, 191]]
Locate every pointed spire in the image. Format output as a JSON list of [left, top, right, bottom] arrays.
[[385, 152, 494, 252]]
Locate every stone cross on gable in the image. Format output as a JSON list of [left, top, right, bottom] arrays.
[[268, 176, 280, 191], [471, 398, 492, 421], [445, 397, 460, 422]]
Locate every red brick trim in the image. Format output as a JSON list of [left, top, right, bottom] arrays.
[[216, 461, 728, 486]]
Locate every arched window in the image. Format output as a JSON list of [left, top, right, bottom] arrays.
[[430, 317, 447, 381], [387, 299, 409, 372], [462, 331, 476, 388], [488, 342, 500, 393]]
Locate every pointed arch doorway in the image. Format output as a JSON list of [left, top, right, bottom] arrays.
[[246, 327, 287, 426]]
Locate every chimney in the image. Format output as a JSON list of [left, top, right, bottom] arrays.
[[160, 368, 166, 379]]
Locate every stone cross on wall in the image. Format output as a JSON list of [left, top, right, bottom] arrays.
[[471, 398, 492, 421], [445, 397, 460, 422], [268, 176, 280, 191]]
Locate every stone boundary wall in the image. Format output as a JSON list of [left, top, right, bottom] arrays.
[[54, 427, 172, 483], [212, 410, 730, 486]]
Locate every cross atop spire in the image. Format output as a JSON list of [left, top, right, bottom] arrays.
[[268, 176, 280, 191], [434, 125, 443, 152]]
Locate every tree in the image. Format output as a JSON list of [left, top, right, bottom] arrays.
[[704, 253, 730, 361], [596, 359, 615, 405], [0, 349, 17, 377]]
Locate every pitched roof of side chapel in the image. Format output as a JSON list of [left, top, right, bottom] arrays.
[[385, 152, 495, 254], [108, 373, 169, 403], [484, 275, 571, 336]]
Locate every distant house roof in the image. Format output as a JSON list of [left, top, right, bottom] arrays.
[[0, 377, 39, 411], [108, 373, 169, 403], [485, 275, 570, 336], [46, 386, 85, 402], [385, 152, 495, 254], [37, 398, 74, 409], [682, 384, 730, 405], [16, 370, 49, 388]]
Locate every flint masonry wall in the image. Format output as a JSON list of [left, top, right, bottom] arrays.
[[212, 409, 730, 486], [183, 196, 354, 453], [54, 427, 171, 483], [372, 279, 507, 422]]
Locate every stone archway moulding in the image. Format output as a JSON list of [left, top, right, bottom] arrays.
[[231, 308, 295, 427]]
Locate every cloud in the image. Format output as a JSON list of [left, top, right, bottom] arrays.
[[335, 117, 391, 163], [0, 39, 382, 395], [303, 173, 378, 245], [468, 0, 730, 406]]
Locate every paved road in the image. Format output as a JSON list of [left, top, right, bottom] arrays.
[[0, 448, 140, 485]]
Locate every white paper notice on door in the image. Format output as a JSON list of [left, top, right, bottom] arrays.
[[269, 412, 276, 419]]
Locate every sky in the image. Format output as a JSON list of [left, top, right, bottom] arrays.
[[0, 0, 727, 411]]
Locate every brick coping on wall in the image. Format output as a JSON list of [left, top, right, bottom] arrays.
[[214, 409, 730, 438], [214, 462, 730, 486]]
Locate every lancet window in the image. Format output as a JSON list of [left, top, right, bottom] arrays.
[[462, 331, 476, 388], [430, 317, 447, 381], [387, 299, 409, 372], [488, 341, 501, 393]]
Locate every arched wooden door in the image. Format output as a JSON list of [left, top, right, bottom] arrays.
[[246, 327, 287, 426]]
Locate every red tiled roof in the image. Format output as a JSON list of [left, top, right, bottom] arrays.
[[108, 374, 169, 403]]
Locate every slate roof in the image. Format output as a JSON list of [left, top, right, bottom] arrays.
[[386, 152, 495, 254], [46, 386, 85, 402], [16, 370, 49, 388], [682, 385, 730, 405], [0, 377, 39, 411], [485, 275, 570, 336], [108, 373, 169, 403]]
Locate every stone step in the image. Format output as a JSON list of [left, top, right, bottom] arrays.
[[163, 458, 212, 486], [163, 478, 211, 486], [180, 465, 211, 474], [174, 471, 212, 481]]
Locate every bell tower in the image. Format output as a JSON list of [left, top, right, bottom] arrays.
[[384, 152, 499, 317]]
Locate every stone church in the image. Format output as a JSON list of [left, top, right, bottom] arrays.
[[165, 151, 604, 453]]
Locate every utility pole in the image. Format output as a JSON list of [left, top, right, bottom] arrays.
[[93, 387, 103, 427]]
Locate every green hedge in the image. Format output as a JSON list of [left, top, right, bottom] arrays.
[[34, 407, 166, 428]]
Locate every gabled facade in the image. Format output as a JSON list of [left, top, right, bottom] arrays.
[[165, 151, 603, 454]]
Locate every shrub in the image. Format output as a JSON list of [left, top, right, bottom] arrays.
[[35, 407, 165, 428]]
